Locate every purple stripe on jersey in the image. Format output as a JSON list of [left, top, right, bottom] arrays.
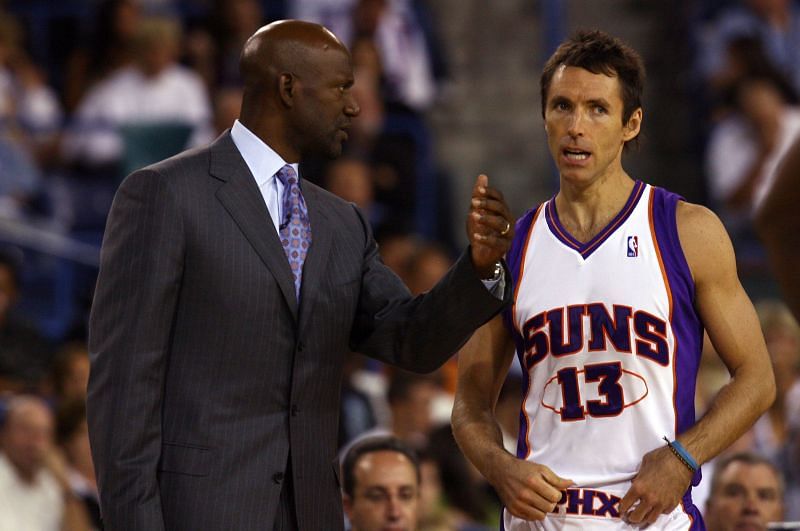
[[545, 180, 646, 259], [502, 205, 541, 339], [651, 186, 705, 502], [501, 205, 541, 460], [683, 493, 707, 530]]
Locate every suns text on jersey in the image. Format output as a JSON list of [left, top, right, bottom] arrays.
[[522, 302, 669, 369]]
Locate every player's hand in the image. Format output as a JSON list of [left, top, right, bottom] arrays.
[[467, 174, 513, 277], [620, 444, 694, 525], [489, 453, 572, 521]]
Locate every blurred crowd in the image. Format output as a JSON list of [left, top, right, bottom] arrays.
[[0, 0, 799, 529]]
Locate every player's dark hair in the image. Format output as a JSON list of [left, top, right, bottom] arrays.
[[540, 30, 645, 134], [341, 435, 420, 497]]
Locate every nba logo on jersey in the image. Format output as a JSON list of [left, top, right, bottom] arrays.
[[627, 236, 638, 257]]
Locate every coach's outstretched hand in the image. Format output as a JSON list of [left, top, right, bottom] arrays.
[[467, 174, 514, 278]]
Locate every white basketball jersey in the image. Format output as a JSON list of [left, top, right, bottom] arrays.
[[502, 182, 705, 530]]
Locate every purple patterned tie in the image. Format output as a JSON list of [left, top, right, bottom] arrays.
[[276, 165, 312, 299]]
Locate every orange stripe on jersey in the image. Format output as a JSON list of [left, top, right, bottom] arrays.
[[546, 202, 582, 250], [648, 187, 673, 318], [512, 205, 543, 337], [522, 373, 534, 459], [649, 187, 681, 436], [514, 205, 542, 458]]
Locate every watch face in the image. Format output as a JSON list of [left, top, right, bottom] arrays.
[[484, 262, 502, 280]]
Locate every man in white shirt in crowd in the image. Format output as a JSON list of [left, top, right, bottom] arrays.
[[62, 16, 214, 168], [0, 395, 91, 531]]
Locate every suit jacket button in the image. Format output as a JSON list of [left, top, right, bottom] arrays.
[[272, 472, 284, 484]]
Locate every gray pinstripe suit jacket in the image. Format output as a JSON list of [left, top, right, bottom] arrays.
[[86, 132, 509, 530]]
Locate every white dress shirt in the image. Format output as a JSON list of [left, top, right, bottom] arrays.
[[230, 119, 300, 233]]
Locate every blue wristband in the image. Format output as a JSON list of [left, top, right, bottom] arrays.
[[663, 436, 699, 472]]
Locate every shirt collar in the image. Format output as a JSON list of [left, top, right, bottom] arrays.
[[230, 119, 300, 187]]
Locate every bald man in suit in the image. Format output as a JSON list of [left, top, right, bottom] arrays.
[[87, 20, 514, 531]]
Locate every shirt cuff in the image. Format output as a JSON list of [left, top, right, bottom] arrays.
[[481, 269, 506, 299]]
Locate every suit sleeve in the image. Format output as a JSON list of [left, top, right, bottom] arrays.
[[87, 169, 184, 531], [349, 206, 510, 372]]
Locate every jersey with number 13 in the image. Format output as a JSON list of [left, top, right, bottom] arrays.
[[502, 181, 704, 530]]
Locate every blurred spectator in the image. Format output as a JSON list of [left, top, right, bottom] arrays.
[[348, 37, 385, 154], [339, 352, 378, 450], [375, 230, 418, 283], [55, 399, 100, 530], [756, 137, 800, 323], [699, 0, 800, 93], [704, 451, 784, 530], [63, 0, 141, 112], [0, 251, 52, 393], [405, 242, 451, 296], [0, 11, 62, 219], [296, 0, 446, 112], [705, 36, 797, 110], [324, 156, 378, 223], [749, 300, 800, 463], [424, 425, 494, 530], [707, 75, 800, 216], [705, 72, 800, 285], [417, 450, 449, 530], [323, 155, 401, 237], [403, 243, 457, 395], [62, 16, 214, 171], [353, 0, 439, 112], [0, 395, 92, 530], [341, 435, 421, 531], [212, 85, 243, 136], [387, 370, 440, 450], [206, 0, 265, 86], [49, 342, 90, 404]]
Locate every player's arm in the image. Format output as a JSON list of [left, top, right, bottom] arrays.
[[86, 169, 183, 531], [622, 202, 775, 524], [755, 138, 800, 321], [676, 202, 775, 463], [451, 315, 571, 521]]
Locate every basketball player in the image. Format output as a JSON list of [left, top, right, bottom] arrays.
[[451, 30, 776, 529]]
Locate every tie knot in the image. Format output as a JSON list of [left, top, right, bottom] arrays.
[[276, 165, 297, 187]]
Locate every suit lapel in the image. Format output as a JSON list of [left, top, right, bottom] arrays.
[[298, 182, 332, 332], [210, 133, 299, 320]]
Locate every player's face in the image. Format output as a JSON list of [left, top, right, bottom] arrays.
[[705, 462, 783, 531], [543, 66, 641, 188], [344, 450, 419, 531], [291, 46, 360, 160]]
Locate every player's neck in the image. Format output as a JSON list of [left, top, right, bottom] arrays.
[[555, 170, 636, 243]]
